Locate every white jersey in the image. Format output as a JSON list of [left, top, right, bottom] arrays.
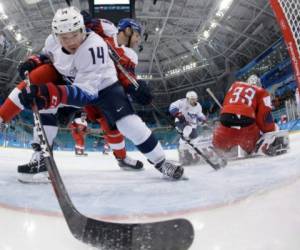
[[43, 31, 118, 95], [99, 19, 118, 37], [169, 98, 206, 128]]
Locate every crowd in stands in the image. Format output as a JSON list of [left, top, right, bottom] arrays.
[[272, 83, 297, 110]]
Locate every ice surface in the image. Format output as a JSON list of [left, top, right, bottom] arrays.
[[0, 133, 300, 249]]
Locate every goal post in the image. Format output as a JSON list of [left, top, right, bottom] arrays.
[[269, 0, 300, 89]]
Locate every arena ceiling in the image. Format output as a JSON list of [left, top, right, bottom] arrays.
[[0, 0, 282, 109]]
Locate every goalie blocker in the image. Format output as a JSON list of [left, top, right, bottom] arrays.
[[255, 130, 289, 156]]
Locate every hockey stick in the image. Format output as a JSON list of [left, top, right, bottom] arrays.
[[150, 102, 226, 170], [24, 73, 194, 249], [206, 88, 222, 109], [108, 49, 225, 170]]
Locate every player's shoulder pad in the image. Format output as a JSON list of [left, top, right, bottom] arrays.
[[44, 34, 57, 49], [100, 19, 118, 37], [82, 31, 106, 49], [122, 46, 138, 65]]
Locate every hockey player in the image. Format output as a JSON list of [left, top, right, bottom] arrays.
[[169, 91, 207, 165], [1, 64, 64, 183], [22, 15, 146, 172], [82, 13, 150, 170], [69, 112, 89, 156], [1, 7, 184, 180], [212, 74, 289, 157], [1, 16, 147, 180]]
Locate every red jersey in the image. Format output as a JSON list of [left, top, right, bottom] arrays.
[[69, 118, 88, 136], [221, 81, 275, 132]]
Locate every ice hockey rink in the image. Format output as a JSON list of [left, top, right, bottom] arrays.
[[0, 132, 299, 250]]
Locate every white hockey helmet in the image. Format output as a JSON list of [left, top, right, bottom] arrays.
[[186, 91, 198, 106], [247, 74, 262, 87], [52, 7, 85, 35], [186, 91, 198, 100]]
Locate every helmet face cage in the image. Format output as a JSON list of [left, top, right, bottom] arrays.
[[247, 75, 261, 87], [118, 18, 143, 35], [52, 7, 85, 35], [186, 91, 198, 106]]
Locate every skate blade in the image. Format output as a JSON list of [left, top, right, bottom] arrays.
[[17, 173, 50, 184], [162, 174, 189, 181], [119, 166, 144, 171]]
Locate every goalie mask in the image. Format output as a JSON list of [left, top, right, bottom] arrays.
[[186, 91, 198, 106], [247, 74, 262, 87]]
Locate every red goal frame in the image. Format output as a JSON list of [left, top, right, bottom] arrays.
[[269, 0, 300, 88]]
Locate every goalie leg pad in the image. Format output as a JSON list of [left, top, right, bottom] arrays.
[[255, 130, 289, 156]]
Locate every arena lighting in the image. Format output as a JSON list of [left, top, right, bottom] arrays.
[[0, 3, 4, 13], [24, 0, 42, 4], [7, 25, 13, 31], [0, 14, 8, 20], [219, 0, 233, 11], [203, 30, 210, 39], [210, 20, 217, 28], [15, 33, 22, 41]]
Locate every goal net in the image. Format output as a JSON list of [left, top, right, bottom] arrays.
[[269, 0, 300, 88]]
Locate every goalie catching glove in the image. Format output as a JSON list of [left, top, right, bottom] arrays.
[[19, 83, 66, 110]]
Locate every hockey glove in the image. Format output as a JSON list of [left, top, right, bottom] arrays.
[[19, 83, 64, 110], [18, 55, 50, 80], [127, 80, 153, 105], [175, 112, 186, 123]]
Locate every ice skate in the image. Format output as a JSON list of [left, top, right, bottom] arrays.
[[17, 143, 50, 184], [117, 155, 144, 170], [75, 148, 88, 156], [197, 145, 227, 168], [155, 160, 184, 180]]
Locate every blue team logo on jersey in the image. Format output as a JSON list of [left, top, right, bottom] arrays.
[[70, 67, 78, 76], [187, 112, 198, 120]]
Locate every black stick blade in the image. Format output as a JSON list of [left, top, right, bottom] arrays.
[[44, 157, 194, 250], [82, 217, 194, 250]]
